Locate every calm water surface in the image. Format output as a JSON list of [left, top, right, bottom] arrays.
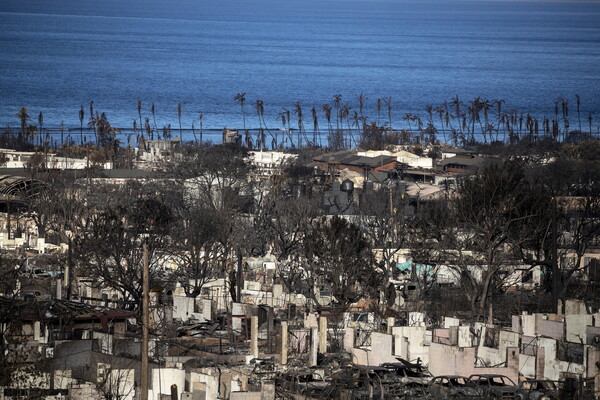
[[1, 0, 599, 137]]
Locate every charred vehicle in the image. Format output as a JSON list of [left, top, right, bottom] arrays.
[[468, 374, 518, 399], [275, 369, 330, 398], [514, 380, 559, 400], [428, 375, 482, 398]]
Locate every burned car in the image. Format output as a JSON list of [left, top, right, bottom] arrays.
[[428, 375, 481, 398], [468, 374, 518, 399], [380, 360, 432, 396], [330, 365, 407, 400], [514, 380, 559, 400], [275, 369, 330, 397]]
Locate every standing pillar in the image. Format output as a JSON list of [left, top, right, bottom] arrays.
[[309, 327, 318, 366], [318, 316, 328, 354], [280, 321, 288, 365], [251, 316, 259, 358], [387, 317, 395, 334]]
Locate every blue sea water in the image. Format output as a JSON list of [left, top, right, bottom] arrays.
[[1, 0, 600, 140]]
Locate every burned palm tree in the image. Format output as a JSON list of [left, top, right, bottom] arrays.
[[79, 105, 85, 145], [311, 106, 319, 146], [137, 100, 143, 140], [402, 113, 416, 135], [16, 106, 30, 143], [234, 92, 247, 131], [278, 109, 289, 147], [481, 98, 490, 126], [450, 95, 463, 137], [468, 97, 485, 140], [434, 106, 445, 143], [332, 94, 342, 133], [493, 99, 505, 141], [177, 103, 183, 141], [356, 92, 366, 120], [294, 101, 305, 148], [255, 99, 265, 149], [151, 102, 157, 134], [543, 116, 550, 137], [376, 98, 382, 126], [199, 112, 204, 144], [133, 119, 138, 145], [145, 118, 152, 140], [38, 112, 44, 147], [322, 104, 332, 135], [561, 98, 569, 137], [88, 110, 99, 144], [443, 101, 453, 141], [350, 110, 362, 147], [191, 121, 197, 144], [384, 96, 393, 135], [89, 101, 96, 142], [341, 102, 352, 146]]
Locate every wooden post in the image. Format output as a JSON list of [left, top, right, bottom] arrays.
[[141, 242, 149, 400]]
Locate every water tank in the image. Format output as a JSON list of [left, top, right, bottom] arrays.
[[341, 179, 354, 194], [364, 179, 374, 193]]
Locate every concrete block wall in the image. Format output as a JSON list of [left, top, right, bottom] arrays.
[[565, 314, 593, 343], [173, 296, 200, 321], [511, 315, 522, 334], [392, 326, 430, 365], [540, 319, 564, 340], [351, 332, 397, 366], [150, 368, 186, 400], [188, 369, 219, 400], [429, 343, 519, 383], [565, 299, 587, 315], [458, 326, 472, 348], [443, 317, 460, 328], [522, 314, 546, 336], [537, 337, 586, 381], [498, 330, 520, 364]]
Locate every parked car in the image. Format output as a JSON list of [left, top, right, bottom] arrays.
[[468, 374, 518, 399], [514, 380, 559, 400], [428, 375, 481, 398]]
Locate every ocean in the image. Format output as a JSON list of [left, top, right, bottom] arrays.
[[1, 0, 599, 143]]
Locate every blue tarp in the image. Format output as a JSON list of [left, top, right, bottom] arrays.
[[395, 260, 432, 274]]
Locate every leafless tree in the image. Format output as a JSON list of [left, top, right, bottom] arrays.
[[302, 216, 381, 310], [413, 162, 548, 316]]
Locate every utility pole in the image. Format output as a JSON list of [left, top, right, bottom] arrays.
[[141, 241, 149, 400], [66, 234, 73, 300], [552, 197, 560, 314]]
